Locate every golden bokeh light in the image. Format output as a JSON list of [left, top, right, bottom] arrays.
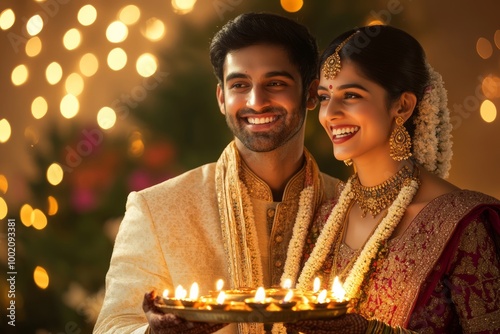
[[142, 18, 166, 41], [26, 14, 44, 36], [97, 107, 117, 130], [106, 21, 128, 43], [60, 94, 80, 119], [280, 0, 303, 13], [47, 196, 59, 216], [65, 73, 84, 96], [63, 28, 82, 50], [136, 53, 158, 77], [107, 48, 128, 71], [0, 197, 7, 220], [46, 62, 63, 85], [0, 8, 15, 30], [119, 5, 141, 25], [367, 19, 385, 26], [482, 75, 500, 99], [172, 0, 197, 14], [0, 174, 8, 194], [34, 266, 49, 289], [31, 209, 48, 230], [47, 163, 64, 186], [20, 204, 34, 227], [79, 53, 99, 77], [480, 99, 497, 123], [494, 30, 500, 50], [129, 138, 145, 157], [476, 37, 493, 60], [11, 64, 29, 86], [0, 119, 12, 143], [78, 4, 97, 26], [26, 36, 42, 57], [32, 96, 48, 119]]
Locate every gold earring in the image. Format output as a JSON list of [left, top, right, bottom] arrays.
[[344, 159, 353, 166], [389, 116, 412, 161]]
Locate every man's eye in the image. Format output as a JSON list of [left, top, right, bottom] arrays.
[[269, 81, 285, 87], [231, 83, 246, 89]]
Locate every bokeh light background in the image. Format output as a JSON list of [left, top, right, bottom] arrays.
[[1, 0, 500, 332]]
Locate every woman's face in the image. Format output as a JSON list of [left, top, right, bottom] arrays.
[[318, 60, 398, 164]]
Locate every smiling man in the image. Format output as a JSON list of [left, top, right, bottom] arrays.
[[93, 12, 340, 334]]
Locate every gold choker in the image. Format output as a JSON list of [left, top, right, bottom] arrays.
[[351, 164, 419, 218]]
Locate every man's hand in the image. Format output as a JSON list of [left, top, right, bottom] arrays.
[[143, 290, 227, 334], [284, 313, 368, 334]]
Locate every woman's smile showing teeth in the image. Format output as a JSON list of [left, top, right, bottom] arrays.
[[331, 126, 359, 142], [332, 126, 359, 138]]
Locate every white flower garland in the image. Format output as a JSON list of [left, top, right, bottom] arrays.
[[293, 174, 419, 300], [294, 180, 355, 290], [342, 178, 419, 298], [412, 62, 453, 178], [281, 186, 315, 286]]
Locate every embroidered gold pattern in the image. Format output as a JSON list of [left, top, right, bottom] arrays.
[[240, 160, 307, 286], [310, 190, 500, 331]]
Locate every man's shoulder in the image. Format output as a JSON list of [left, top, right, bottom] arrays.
[[139, 163, 217, 197], [319, 172, 342, 201]]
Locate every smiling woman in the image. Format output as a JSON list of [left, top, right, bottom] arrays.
[[285, 25, 500, 334]]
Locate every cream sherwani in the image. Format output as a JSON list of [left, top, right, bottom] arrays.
[[94, 155, 338, 334]]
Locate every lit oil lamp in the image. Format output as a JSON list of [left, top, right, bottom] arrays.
[[311, 289, 330, 309], [180, 283, 200, 307], [244, 287, 273, 310], [331, 276, 347, 303], [274, 289, 297, 310], [162, 285, 185, 307], [207, 290, 231, 310], [313, 277, 321, 294]]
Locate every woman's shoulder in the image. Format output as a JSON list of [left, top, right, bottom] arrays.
[[413, 167, 459, 205]]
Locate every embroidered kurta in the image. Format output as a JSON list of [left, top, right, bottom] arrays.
[[93, 150, 339, 334], [303, 190, 500, 333]]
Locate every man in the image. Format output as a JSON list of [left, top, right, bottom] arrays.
[[93, 12, 339, 334]]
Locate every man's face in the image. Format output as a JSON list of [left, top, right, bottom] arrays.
[[216, 44, 311, 152]]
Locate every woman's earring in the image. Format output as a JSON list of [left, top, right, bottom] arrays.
[[389, 116, 412, 161], [343, 159, 353, 166]]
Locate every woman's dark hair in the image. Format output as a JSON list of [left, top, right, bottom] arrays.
[[319, 25, 429, 139], [210, 13, 318, 95]]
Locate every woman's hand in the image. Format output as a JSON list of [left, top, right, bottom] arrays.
[[143, 290, 227, 334], [284, 313, 368, 334]]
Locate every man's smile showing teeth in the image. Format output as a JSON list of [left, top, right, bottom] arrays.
[[332, 126, 359, 138], [247, 116, 277, 124]]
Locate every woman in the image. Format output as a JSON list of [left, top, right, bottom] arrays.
[[282, 26, 500, 333]]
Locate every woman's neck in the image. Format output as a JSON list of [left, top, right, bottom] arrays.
[[353, 156, 412, 187]]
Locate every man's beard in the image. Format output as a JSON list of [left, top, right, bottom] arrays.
[[225, 105, 306, 152]]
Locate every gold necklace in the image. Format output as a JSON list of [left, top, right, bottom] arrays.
[[351, 164, 416, 218]]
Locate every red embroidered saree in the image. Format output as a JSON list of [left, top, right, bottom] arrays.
[[303, 190, 500, 333]]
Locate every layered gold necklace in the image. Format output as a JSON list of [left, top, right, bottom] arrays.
[[351, 165, 415, 218]]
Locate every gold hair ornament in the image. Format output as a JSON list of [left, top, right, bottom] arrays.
[[321, 31, 360, 80]]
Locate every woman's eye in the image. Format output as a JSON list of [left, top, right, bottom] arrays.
[[344, 92, 360, 99], [318, 94, 329, 102]]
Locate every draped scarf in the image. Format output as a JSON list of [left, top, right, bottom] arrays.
[[215, 141, 324, 333]]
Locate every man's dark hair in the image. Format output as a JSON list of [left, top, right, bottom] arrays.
[[209, 12, 318, 92]]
